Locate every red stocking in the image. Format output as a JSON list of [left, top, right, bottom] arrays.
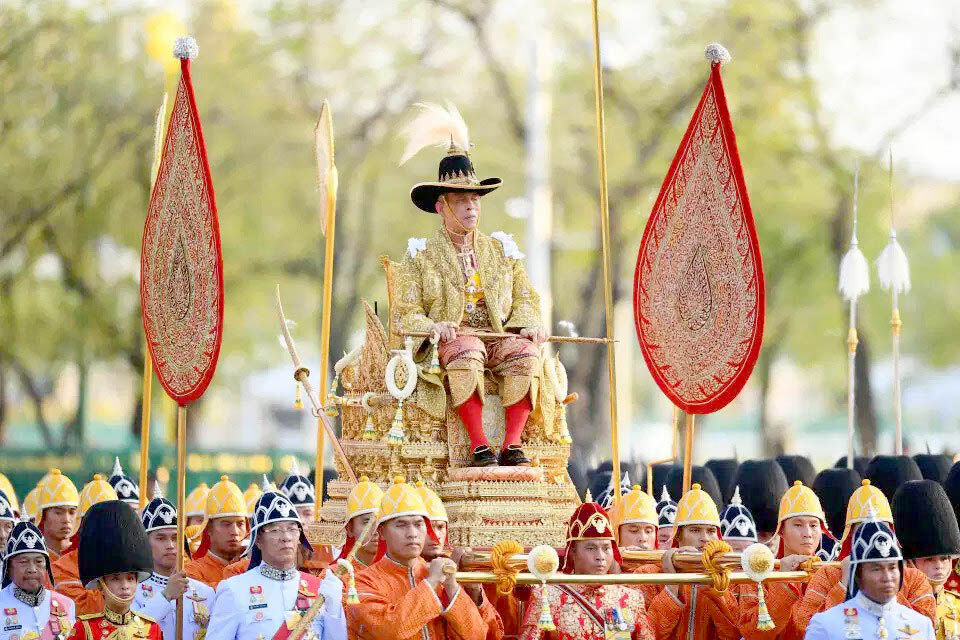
[[456, 393, 488, 450], [503, 396, 532, 449]]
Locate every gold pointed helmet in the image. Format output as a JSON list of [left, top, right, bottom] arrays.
[[0, 472, 19, 513], [613, 485, 658, 532], [78, 475, 119, 517], [36, 469, 79, 511], [244, 482, 263, 517], [415, 481, 447, 523], [184, 483, 210, 519], [776, 481, 826, 532], [375, 476, 429, 527], [346, 476, 384, 522], [674, 483, 721, 527], [204, 475, 246, 520], [21, 488, 40, 523], [842, 479, 893, 541]]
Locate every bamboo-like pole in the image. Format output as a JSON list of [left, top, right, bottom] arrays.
[[175, 406, 186, 640], [646, 405, 679, 496], [453, 570, 810, 586], [314, 417, 326, 518], [888, 153, 903, 455], [139, 354, 152, 510], [682, 413, 696, 493], [590, 0, 622, 505], [846, 306, 858, 469]]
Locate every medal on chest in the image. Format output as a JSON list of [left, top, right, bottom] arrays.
[[603, 607, 632, 640], [3, 608, 20, 632], [844, 607, 862, 640]]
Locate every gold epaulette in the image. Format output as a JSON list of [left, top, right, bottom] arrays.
[[78, 614, 102, 621], [944, 589, 960, 600], [133, 612, 157, 624]]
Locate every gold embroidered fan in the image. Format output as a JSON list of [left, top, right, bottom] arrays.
[[633, 44, 764, 414]]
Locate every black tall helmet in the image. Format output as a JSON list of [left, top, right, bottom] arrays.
[[776, 455, 816, 488], [812, 467, 862, 539], [78, 500, 153, 588], [665, 466, 722, 508], [705, 459, 739, 504], [891, 479, 960, 561], [864, 455, 923, 501], [732, 459, 789, 535], [913, 454, 953, 484], [835, 456, 871, 477]]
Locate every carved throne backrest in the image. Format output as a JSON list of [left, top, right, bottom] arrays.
[[379, 255, 404, 351]]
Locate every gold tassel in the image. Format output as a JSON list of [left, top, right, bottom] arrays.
[[325, 374, 340, 417], [387, 401, 406, 444], [294, 383, 303, 410], [362, 411, 377, 441], [537, 583, 555, 631], [755, 583, 775, 631], [424, 340, 442, 375], [558, 407, 572, 444], [346, 572, 359, 604]]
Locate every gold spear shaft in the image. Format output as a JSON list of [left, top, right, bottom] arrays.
[[400, 331, 612, 345], [453, 570, 811, 586], [590, 0, 623, 506]]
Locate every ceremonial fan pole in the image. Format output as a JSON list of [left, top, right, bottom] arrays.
[[838, 162, 870, 469], [634, 45, 764, 497], [314, 101, 338, 516], [876, 151, 910, 455], [589, 0, 623, 505], [141, 37, 224, 640], [139, 93, 168, 511]]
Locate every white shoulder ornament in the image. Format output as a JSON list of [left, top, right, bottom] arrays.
[[407, 237, 427, 259], [491, 231, 525, 260]]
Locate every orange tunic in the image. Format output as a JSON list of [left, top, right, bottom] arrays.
[[519, 583, 653, 640], [183, 552, 233, 589], [793, 564, 935, 631], [646, 585, 740, 640], [625, 562, 664, 611], [348, 556, 502, 640], [52, 549, 104, 615], [735, 581, 806, 640]]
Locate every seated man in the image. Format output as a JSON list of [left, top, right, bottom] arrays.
[[804, 512, 934, 640], [0, 522, 75, 640], [64, 501, 162, 640], [184, 476, 247, 589], [206, 490, 345, 640], [395, 103, 545, 467], [520, 502, 654, 640], [347, 477, 501, 640]]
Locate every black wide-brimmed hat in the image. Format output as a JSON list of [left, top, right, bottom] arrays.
[[732, 459, 789, 534], [864, 455, 923, 501], [399, 103, 501, 213], [913, 453, 953, 484], [777, 455, 816, 488], [665, 466, 722, 508], [812, 467, 862, 539], [79, 500, 153, 588], [705, 458, 739, 504], [892, 479, 960, 560]]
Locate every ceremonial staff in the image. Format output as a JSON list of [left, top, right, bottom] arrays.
[[589, 0, 623, 504], [141, 37, 224, 640], [139, 93, 168, 511], [838, 162, 869, 469], [876, 151, 910, 455], [313, 100, 339, 515]]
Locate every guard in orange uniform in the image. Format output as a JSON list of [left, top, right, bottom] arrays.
[[184, 476, 248, 589], [64, 501, 162, 640], [35, 470, 80, 562]]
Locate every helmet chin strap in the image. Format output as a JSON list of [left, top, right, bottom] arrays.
[[439, 196, 473, 240], [99, 577, 135, 610]]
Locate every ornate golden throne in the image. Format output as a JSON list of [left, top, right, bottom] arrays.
[[314, 255, 580, 548]]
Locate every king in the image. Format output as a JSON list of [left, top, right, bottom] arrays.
[[396, 102, 546, 468]]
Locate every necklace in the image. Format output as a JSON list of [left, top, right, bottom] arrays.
[[13, 586, 43, 607], [259, 562, 298, 582]]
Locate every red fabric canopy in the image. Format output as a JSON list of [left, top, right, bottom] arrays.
[[633, 62, 764, 415], [141, 57, 224, 407]]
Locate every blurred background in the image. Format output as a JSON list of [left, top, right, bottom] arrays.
[[1, 0, 959, 495]]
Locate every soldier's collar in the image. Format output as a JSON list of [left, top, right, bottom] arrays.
[[13, 586, 44, 607], [103, 607, 133, 625], [854, 591, 897, 617], [259, 562, 297, 582], [147, 573, 169, 587]]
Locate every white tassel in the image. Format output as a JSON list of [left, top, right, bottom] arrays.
[[838, 243, 870, 301], [876, 230, 911, 294], [399, 102, 469, 165], [704, 43, 731, 66], [173, 36, 198, 60]]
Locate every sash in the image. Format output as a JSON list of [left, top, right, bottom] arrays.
[[270, 573, 325, 640], [557, 585, 606, 630]]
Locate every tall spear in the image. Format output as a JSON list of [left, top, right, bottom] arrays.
[[313, 101, 338, 516], [838, 162, 870, 470], [876, 150, 910, 455]]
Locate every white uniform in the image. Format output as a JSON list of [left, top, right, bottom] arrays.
[[0, 583, 75, 640], [132, 573, 215, 640], [805, 592, 935, 640], [206, 566, 345, 640]]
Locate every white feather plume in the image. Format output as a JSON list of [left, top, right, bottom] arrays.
[[399, 102, 469, 166], [173, 36, 198, 60], [839, 241, 870, 301], [704, 43, 731, 65], [876, 230, 911, 294]]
